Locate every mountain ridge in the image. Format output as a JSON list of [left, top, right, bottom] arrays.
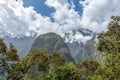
[[30, 32, 75, 62]]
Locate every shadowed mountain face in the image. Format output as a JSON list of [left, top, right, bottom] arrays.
[[74, 39, 96, 63], [30, 32, 75, 62]]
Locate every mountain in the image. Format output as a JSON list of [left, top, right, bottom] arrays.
[[67, 41, 84, 57], [4, 36, 35, 57], [64, 30, 97, 63], [3, 29, 96, 62], [74, 39, 97, 63], [30, 32, 75, 62]]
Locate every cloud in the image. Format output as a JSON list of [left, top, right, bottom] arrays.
[[64, 31, 91, 43], [45, 0, 68, 9], [45, 0, 90, 42], [80, 0, 120, 32], [0, 0, 62, 37], [0, 0, 120, 43], [0, 0, 5, 4], [45, 0, 81, 32]]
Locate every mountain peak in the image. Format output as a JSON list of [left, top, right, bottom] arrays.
[[30, 32, 75, 62]]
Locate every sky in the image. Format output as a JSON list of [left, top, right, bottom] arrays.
[[23, 0, 83, 16], [0, 0, 120, 43]]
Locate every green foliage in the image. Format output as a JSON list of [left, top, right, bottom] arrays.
[[97, 16, 120, 54], [9, 50, 66, 80], [91, 53, 120, 80], [77, 60, 100, 80], [0, 38, 8, 77], [7, 43, 19, 61], [40, 63, 81, 80], [9, 49, 49, 80], [91, 75, 105, 80], [95, 16, 120, 80], [0, 38, 19, 79], [49, 52, 65, 68], [29, 49, 49, 72]]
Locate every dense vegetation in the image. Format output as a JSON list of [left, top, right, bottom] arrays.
[[0, 16, 120, 80]]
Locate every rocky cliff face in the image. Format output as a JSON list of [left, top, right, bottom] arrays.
[[74, 39, 96, 63], [30, 32, 75, 62]]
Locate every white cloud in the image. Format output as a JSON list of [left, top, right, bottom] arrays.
[[64, 31, 91, 43], [80, 0, 120, 32], [0, 0, 63, 37], [0, 0, 5, 4], [45, 0, 68, 9], [0, 0, 120, 43], [45, 0, 84, 42]]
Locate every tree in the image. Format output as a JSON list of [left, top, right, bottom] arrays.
[[40, 62, 81, 80], [0, 38, 8, 78], [0, 38, 19, 79], [49, 52, 65, 69], [77, 60, 100, 80], [91, 53, 120, 80], [97, 16, 120, 54], [93, 16, 120, 80], [7, 43, 19, 61], [9, 49, 49, 80]]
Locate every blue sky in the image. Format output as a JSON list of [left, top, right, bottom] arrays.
[[23, 0, 55, 17], [70, 0, 83, 15], [23, 0, 83, 18]]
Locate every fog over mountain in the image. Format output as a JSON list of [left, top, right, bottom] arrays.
[[4, 36, 35, 57]]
